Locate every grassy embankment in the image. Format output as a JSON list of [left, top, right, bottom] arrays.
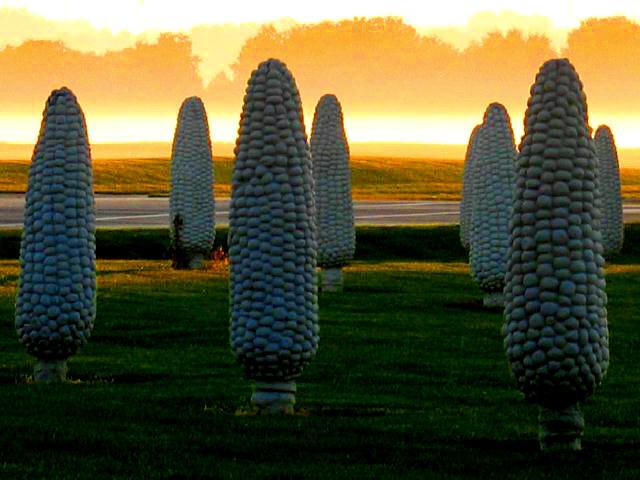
[[0, 156, 464, 199], [2, 156, 640, 200], [0, 225, 639, 478]]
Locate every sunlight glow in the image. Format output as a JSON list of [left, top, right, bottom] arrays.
[[0, 113, 239, 144], [1, 0, 640, 32], [344, 114, 494, 145], [2, 112, 639, 155]]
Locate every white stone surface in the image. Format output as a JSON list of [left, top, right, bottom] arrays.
[[321, 267, 343, 293], [538, 404, 584, 451], [229, 59, 319, 386], [503, 59, 608, 449], [251, 381, 297, 414], [310, 94, 355, 269], [460, 124, 481, 249], [34, 360, 68, 383], [15, 87, 96, 370], [594, 125, 623, 256], [469, 103, 516, 298], [170, 96, 215, 268]]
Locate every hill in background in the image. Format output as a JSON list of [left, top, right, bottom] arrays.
[[2, 142, 640, 167]]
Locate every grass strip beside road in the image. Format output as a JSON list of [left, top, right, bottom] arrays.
[[0, 156, 463, 200], [3, 156, 640, 200]]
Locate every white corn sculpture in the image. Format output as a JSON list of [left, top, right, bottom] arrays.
[[504, 59, 608, 451], [170, 96, 215, 269], [15, 87, 96, 383], [229, 59, 319, 414], [310, 94, 355, 292], [469, 104, 517, 307], [460, 124, 482, 250], [594, 125, 623, 256]]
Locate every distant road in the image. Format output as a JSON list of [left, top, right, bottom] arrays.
[[1, 194, 639, 227]]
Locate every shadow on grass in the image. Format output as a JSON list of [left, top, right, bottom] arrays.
[[0, 372, 174, 385], [73, 372, 172, 384], [0, 373, 32, 385], [341, 285, 402, 294], [444, 299, 502, 314], [304, 406, 394, 417], [97, 266, 167, 277]]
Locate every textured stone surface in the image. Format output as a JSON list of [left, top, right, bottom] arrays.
[[469, 103, 516, 298], [229, 58, 319, 385], [321, 267, 343, 293], [15, 87, 96, 364], [310, 94, 355, 269], [594, 125, 623, 256], [170, 96, 215, 268], [503, 59, 608, 449], [251, 381, 297, 414], [538, 404, 584, 451], [460, 124, 482, 249], [34, 359, 68, 383]]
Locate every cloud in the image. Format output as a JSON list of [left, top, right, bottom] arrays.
[[420, 10, 569, 51]]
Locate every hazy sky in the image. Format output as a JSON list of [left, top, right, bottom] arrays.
[[2, 0, 640, 32], [1, 2, 640, 150]]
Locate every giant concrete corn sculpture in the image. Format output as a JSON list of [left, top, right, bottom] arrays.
[[310, 94, 355, 292], [169, 96, 215, 269], [469, 104, 516, 307], [460, 124, 482, 249], [229, 59, 319, 414], [503, 59, 608, 451], [15, 87, 96, 383], [594, 125, 623, 256]]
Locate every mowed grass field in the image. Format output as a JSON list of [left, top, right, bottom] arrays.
[[0, 226, 639, 478], [0, 156, 464, 199], [2, 156, 640, 200]]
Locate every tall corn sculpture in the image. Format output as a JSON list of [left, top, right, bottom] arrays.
[[594, 125, 623, 256], [15, 87, 96, 382], [503, 59, 608, 451], [460, 124, 482, 249], [169, 96, 215, 269], [229, 59, 319, 414], [310, 94, 355, 292], [469, 104, 517, 307]]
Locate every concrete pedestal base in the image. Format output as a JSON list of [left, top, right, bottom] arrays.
[[483, 292, 504, 308], [251, 381, 296, 415], [173, 251, 207, 270], [322, 268, 343, 293], [34, 360, 67, 383], [539, 404, 584, 452]]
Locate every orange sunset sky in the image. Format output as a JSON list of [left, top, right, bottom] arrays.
[[1, 1, 640, 150]]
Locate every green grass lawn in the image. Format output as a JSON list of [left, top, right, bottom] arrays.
[[2, 156, 640, 200], [0, 247, 639, 477], [0, 157, 234, 198]]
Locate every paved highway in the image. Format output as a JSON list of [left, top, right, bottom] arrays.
[[1, 194, 639, 227]]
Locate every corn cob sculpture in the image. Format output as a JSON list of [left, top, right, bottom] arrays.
[[469, 104, 517, 307], [504, 59, 608, 451], [169, 96, 215, 269], [594, 125, 623, 256], [15, 87, 96, 383], [229, 59, 319, 414], [310, 94, 355, 292], [460, 124, 482, 249]]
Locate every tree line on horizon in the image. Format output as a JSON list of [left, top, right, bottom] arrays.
[[0, 15, 638, 117]]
